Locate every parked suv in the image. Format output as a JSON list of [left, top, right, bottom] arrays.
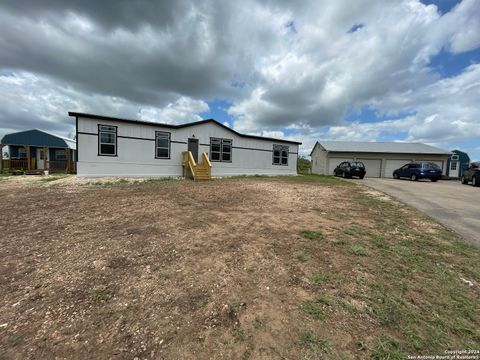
[[393, 162, 442, 182], [461, 162, 480, 187], [334, 161, 366, 179]]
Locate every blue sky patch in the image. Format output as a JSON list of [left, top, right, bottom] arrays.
[[201, 99, 232, 127], [420, 0, 460, 14], [428, 47, 480, 77], [348, 23, 364, 33]]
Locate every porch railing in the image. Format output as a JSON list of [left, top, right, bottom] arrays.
[[2, 159, 75, 173], [2, 159, 32, 170]]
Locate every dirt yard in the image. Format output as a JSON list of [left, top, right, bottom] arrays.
[[0, 175, 479, 359]]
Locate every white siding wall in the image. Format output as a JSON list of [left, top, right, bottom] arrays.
[[310, 144, 328, 175], [77, 116, 298, 177]]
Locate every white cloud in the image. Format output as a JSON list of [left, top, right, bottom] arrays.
[[0, 0, 479, 159], [0, 72, 209, 139]]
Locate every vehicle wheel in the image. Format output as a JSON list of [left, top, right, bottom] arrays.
[[411, 174, 417, 181], [334, 170, 337, 177], [431, 178, 438, 182], [473, 176, 480, 187], [461, 176, 468, 184], [393, 173, 399, 179], [359, 175, 364, 179]]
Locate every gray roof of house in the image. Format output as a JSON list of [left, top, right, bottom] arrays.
[[316, 141, 450, 155]]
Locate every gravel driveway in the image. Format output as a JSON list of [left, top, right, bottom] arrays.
[[350, 178, 480, 248]]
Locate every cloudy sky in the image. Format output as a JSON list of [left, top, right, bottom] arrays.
[[0, 0, 479, 159]]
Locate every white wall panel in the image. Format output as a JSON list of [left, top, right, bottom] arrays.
[[77, 116, 298, 177]]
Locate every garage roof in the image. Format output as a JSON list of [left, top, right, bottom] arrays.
[[316, 141, 450, 155]]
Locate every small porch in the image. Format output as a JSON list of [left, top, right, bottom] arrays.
[[1, 145, 76, 174], [1, 129, 77, 175]]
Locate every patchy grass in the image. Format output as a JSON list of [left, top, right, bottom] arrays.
[[316, 294, 337, 307], [232, 327, 246, 342], [300, 230, 323, 240], [90, 285, 113, 303], [370, 336, 407, 360], [227, 173, 351, 185], [300, 300, 326, 320], [308, 272, 333, 284], [351, 243, 367, 256], [0, 175, 478, 359], [299, 329, 330, 356], [297, 249, 307, 262]]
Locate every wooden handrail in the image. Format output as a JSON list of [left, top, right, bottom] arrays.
[[182, 151, 212, 180], [202, 152, 211, 168]]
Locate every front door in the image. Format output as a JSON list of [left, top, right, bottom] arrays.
[[188, 138, 199, 163], [36, 148, 47, 169], [450, 161, 459, 178]]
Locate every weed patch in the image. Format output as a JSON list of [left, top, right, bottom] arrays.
[[370, 336, 406, 360], [300, 300, 325, 319], [300, 230, 323, 240], [351, 243, 367, 256], [308, 272, 333, 284], [299, 329, 330, 354], [297, 249, 307, 262], [232, 327, 246, 342]]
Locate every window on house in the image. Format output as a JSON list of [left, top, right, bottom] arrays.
[[273, 144, 289, 165], [98, 125, 117, 156], [55, 149, 67, 160], [18, 148, 26, 159], [155, 131, 170, 159], [210, 138, 232, 162], [451, 162, 457, 170]]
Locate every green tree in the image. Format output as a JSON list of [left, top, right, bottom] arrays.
[[297, 156, 311, 174]]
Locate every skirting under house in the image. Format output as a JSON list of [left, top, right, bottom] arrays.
[[70, 112, 301, 178]]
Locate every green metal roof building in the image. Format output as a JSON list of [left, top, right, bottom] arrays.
[[1, 129, 76, 173]]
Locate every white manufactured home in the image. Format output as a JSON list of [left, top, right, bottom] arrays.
[[70, 112, 301, 178], [310, 141, 450, 178]]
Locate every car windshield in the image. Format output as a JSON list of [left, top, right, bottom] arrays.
[[351, 162, 365, 168], [421, 163, 440, 170]]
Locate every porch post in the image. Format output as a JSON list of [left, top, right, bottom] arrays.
[[43, 147, 47, 172], [66, 148, 71, 173], [0, 144, 3, 172], [26, 145, 31, 171]]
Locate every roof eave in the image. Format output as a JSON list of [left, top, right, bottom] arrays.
[[69, 112, 302, 145]]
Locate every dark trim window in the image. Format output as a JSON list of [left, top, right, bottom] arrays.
[[18, 147, 27, 159], [98, 125, 117, 156], [155, 131, 171, 159], [210, 138, 232, 162], [55, 149, 67, 160], [273, 144, 289, 165]]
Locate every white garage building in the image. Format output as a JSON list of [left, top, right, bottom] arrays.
[[310, 141, 451, 178]]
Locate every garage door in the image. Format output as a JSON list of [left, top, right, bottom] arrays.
[[384, 159, 412, 178], [419, 160, 444, 174], [357, 159, 382, 178], [328, 158, 353, 175]]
